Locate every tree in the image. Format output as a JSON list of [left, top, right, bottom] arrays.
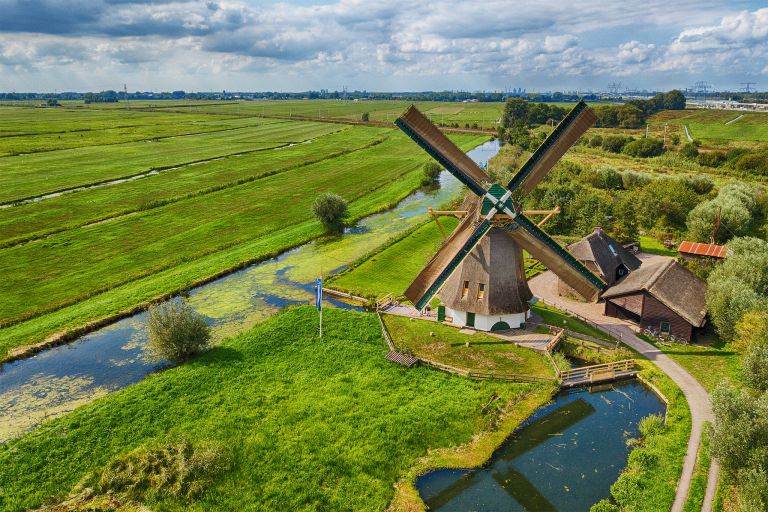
[[687, 183, 756, 243], [662, 90, 686, 110], [421, 161, 441, 185], [670, 133, 681, 145], [312, 192, 348, 232], [706, 237, 768, 339], [147, 300, 211, 363], [733, 311, 768, 353], [361, 112, 369, 122], [744, 344, 768, 392], [635, 178, 700, 232]]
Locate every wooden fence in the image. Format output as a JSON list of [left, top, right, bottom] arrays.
[[559, 359, 637, 387]]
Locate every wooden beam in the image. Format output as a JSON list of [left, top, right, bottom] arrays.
[[429, 210, 468, 217], [428, 208, 448, 240]]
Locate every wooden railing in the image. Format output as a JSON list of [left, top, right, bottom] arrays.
[[376, 293, 396, 311], [536, 297, 626, 343], [559, 359, 636, 385], [376, 312, 396, 351], [544, 329, 566, 352], [419, 357, 555, 384]]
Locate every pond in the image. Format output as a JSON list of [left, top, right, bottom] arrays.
[[0, 139, 501, 443], [416, 380, 665, 511]]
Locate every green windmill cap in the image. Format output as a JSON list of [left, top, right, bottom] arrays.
[[481, 184, 510, 216]]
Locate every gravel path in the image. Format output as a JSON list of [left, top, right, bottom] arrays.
[[529, 267, 719, 512]]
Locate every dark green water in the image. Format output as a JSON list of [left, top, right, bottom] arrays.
[[417, 380, 665, 511]]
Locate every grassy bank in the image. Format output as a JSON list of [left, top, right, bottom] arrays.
[[652, 338, 741, 392], [604, 360, 692, 512], [331, 217, 459, 300], [683, 423, 712, 512], [382, 314, 554, 379], [0, 307, 546, 511]]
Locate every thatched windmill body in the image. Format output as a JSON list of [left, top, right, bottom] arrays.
[[395, 101, 607, 330]]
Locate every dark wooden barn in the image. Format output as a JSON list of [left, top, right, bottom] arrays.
[[602, 258, 707, 342]]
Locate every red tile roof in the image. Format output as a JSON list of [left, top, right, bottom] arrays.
[[678, 241, 728, 258]]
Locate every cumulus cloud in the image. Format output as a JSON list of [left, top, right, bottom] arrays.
[[0, 0, 765, 90]]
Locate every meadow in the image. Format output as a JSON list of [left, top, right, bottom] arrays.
[[0, 306, 546, 511], [0, 102, 487, 359]]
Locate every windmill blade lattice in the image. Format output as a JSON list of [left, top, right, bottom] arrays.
[[395, 100, 607, 310]]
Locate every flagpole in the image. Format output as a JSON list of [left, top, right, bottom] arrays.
[[316, 275, 323, 339]]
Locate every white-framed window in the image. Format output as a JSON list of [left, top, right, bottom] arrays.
[[477, 283, 486, 300], [461, 281, 469, 299], [660, 321, 671, 334]]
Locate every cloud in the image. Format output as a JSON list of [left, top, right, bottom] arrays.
[[0, 1, 766, 91]]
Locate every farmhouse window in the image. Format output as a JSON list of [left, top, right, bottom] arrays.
[[461, 281, 469, 299], [477, 283, 485, 300], [660, 321, 671, 334]]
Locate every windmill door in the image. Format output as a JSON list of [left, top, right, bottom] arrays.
[[437, 305, 445, 322], [466, 312, 475, 328]]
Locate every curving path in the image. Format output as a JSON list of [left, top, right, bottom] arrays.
[[529, 265, 719, 512]]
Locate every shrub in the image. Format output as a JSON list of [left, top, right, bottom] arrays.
[[421, 161, 442, 185], [670, 133, 681, 145], [147, 300, 211, 363], [638, 413, 665, 437], [582, 165, 623, 190], [590, 499, 620, 512], [361, 112, 369, 122], [312, 192, 348, 232], [623, 138, 664, 158], [679, 174, 714, 195], [589, 134, 603, 147], [697, 151, 726, 168], [95, 439, 227, 500], [601, 134, 631, 153], [620, 170, 652, 190], [735, 151, 768, 176], [680, 143, 699, 159]]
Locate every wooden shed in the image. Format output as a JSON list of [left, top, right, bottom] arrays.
[[602, 258, 707, 342]]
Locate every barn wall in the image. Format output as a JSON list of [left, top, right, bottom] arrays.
[[640, 294, 694, 342]]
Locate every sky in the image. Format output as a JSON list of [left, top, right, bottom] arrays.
[[0, 0, 766, 93]]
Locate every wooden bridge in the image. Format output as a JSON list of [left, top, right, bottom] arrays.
[[559, 359, 637, 388]]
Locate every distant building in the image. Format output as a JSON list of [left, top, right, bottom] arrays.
[[677, 241, 728, 262], [558, 227, 641, 298], [602, 259, 707, 342]]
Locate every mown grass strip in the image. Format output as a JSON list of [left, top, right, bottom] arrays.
[[0, 126, 382, 247]]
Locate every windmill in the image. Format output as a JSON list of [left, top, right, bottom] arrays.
[[394, 101, 607, 329]]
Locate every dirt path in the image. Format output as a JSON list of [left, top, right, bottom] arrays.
[[529, 267, 719, 512]]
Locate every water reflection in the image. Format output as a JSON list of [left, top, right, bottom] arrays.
[[417, 380, 665, 511]]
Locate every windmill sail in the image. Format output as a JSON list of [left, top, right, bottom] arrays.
[[507, 100, 597, 198], [404, 213, 491, 310], [396, 106, 490, 196], [504, 213, 606, 301]]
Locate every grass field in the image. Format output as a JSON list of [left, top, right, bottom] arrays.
[[382, 314, 554, 378], [0, 103, 487, 359], [330, 217, 459, 299], [0, 306, 546, 511], [653, 338, 741, 392], [651, 109, 768, 144]]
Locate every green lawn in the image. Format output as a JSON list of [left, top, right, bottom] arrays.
[[530, 302, 613, 341], [382, 314, 555, 379], [639, 235, 679, 257], [653, 336, 741, 392], [331, 217, 459, 299], [0, 306, 545, 511]]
